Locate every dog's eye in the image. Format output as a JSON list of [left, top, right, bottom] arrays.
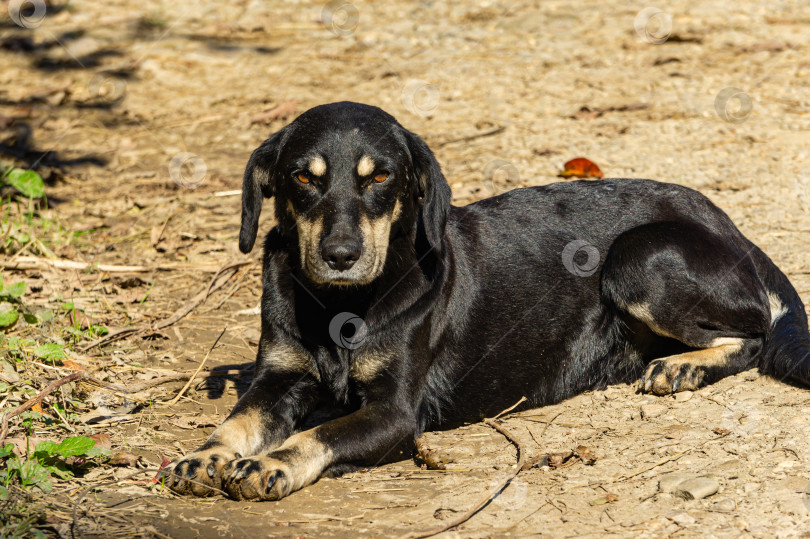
[[297, 173, 311, 184], [373, 172, 389, 183]]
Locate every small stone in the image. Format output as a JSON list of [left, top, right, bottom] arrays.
[[712, 498, 737, 512], [668, 512, 696, 526], [674, 391, 693, 402], [743, 483, 760, 494], [659, 473, 692, 493], [673, 477, 719, 500], [640, 403, 667, 419], [778, 497, 810, 517]]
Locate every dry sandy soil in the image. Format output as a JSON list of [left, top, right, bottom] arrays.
[[2, 0, 810, 537]]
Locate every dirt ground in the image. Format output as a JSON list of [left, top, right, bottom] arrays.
[[2, 0, 810, 537]]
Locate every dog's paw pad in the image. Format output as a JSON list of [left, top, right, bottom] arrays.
[[224, 456, 291, 501], [163, 448, 235, 497], [639, 359, 704, 395]]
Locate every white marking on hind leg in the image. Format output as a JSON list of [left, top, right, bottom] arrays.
[[768, 291, 787, 325]]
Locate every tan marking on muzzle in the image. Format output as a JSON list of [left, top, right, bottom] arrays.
[[296, 215, 325, 276], [308, 155, 327, 177], [357, 155, 375, 177], [362, 199, 402, 278]]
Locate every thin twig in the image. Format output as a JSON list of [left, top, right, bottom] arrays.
[[166, 327, 227, 405], [80, 262, 247, 351], [0, 372, 85, 446], [0, 256, 227, 273], [398, 397, 528, 539]]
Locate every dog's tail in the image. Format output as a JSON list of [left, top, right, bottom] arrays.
[[755, 246, 810, 386]]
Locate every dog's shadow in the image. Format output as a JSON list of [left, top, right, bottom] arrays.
[[201, 362, 255, 400]]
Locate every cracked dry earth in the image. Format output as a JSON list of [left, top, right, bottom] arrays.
[[3, 0, 810, 537]]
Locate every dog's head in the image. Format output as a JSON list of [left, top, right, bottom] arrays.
[[239, 102, 451, 286]]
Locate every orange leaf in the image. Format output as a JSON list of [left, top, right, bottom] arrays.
[[560, 157, 604, 179], [32, 402, 43, 413], [89, 433, 112, 451], [61, 359, 86, 371]]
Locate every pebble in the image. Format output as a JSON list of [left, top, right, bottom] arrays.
[[673, 477, 720, 500], [668, 512, 696, 526], [673, 391, 693, 402], [659, 473, 692, 494], [778, 497, 810, 517], [712, 498, 737, 512]]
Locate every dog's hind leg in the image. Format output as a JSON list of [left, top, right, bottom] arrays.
[[601, 221, 771, 395]]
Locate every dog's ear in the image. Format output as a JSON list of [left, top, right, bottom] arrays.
[[239, 131, 285, 253], [405, 130, 451, 255]]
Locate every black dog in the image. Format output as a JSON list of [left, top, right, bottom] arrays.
[[165, 101, 810, 501]]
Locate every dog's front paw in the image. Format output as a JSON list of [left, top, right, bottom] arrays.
[[223, 456, 293, 501], [163, 447, 238, 497], [639, 358, 705, 395]]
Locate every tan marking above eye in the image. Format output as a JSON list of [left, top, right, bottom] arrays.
[[308, 156, 327, 177], [357, 155, 375, 177]]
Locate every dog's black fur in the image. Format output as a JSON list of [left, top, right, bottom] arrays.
[[166, 102, 810, 501]]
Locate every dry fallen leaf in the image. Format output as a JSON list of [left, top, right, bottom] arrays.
[[559, 157, 604, 179], [575, 445, 597, 465], [109, 451, 139, 467], [89, 433, 113, 451]]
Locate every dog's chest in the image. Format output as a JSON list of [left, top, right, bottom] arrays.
[[314, 347, 388, 403]]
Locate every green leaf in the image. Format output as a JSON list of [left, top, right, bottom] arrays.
[[4, 281, 26, 298], [36, 310, 54, 323], [0, 303, 19, 329], [33, 343, 66, 362], [85, 447, 111, 458], [0, 443, 14, 459], [0, 485, 8, 501], [54, 436, 95, 457], [18, 460, 51, 491], [4, 168, 45, 198], [23, 312, 38, 324], [33, 440, 59, 457], [45, 461, 74, 480]]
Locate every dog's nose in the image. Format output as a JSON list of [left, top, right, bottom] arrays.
[[321, 236, 362, 271]]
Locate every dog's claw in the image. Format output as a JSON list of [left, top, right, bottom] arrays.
[[644, 377, 652, 392], [207, 464, 215, 478], [266, 471, 279, 494], [672, 377, 680, 392]]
